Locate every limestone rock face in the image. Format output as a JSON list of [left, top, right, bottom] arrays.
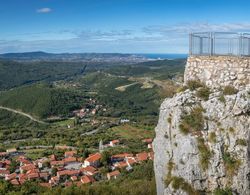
[[153, 88, 250, 195]]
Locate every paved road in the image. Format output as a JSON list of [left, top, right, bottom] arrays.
[[0, 106, 47, 124]]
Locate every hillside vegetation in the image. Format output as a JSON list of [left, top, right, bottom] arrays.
[[0, 83, 87, 119], [0, 60, 86, 90]]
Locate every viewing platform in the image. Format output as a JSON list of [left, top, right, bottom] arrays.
[[185, 32, 250, 89], [189, 32, 250, 57]]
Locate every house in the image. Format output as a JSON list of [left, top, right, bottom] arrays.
[[10, 179, 20, 185], [20, 164, 36, 173], [63, 157, 77, 164], [49, 176, 60, 185], [5, 173, 17, 181], [80, 166, 98, 176], [120, 119, 130, 123], [64, 151, 77, 158], [6, 148, 17, 153], [148, 152, 154, 160], [136, 152, 148, 162], [111, 153, 133, 162], [83, 153, 101, 168], [80, 175, 95, 184], [50, 161, 64, 167], [107, 170, 120, 180], [142, 138, 153, 144], [40, 172, 50, 180], [113, 161, 128, 169], [0, 169, 10, 177], [109, 140, 120, 147], [0, 152, 7, 157], [50, 155, 57, 161], [27, 172, 40, 180], [71, 175, 78, 181]]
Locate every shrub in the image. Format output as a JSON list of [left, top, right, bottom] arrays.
[[171, 176, 198, 195], [218, 95, 226, 103], [197, 137, 212, 170], [186, 80, 204, 91], [179, 106, 204, 134], [236, 139, 247, 146], [222, 152, 241, 176], [164, 160, 175, 187], [214, 188, 233, 195], [208, 132, 216, 143], [196, 86, 211, 101], [228, 127, 235, 134], [223, 85, 238, 95]]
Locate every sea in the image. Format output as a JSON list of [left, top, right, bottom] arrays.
[[138, 53, 188, 60]]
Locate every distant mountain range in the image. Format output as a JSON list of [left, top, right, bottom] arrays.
[[0, 51, 148, 63]]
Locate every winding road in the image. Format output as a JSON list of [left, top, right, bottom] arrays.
[[0, 106, 47, 124]]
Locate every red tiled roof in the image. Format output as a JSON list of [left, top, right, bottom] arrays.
[[110, 140, 120, 144], [81, 166, 97, 175], [20, 164, 36, 171], [127, 158, 137, 165], [63, 157, 77, 163], [65, 151, 77, 157], [71, 175, 78, 181], [111, 153, 133, 159], [142, 138, 153, 143], [114, 161, 128, 168], [136, 152, 148, 161], [81, 175, 95, 184], [5, 173, 17, 181], [50, 154, 56, 161], [26, 169, 39, 174], [107, 170, 120, 177], [0, 169, 10, 175], [10, 179, 20, 185], [27, 173, 40, 180], [85, 153, 101, 163], [0, 152, 7, 156], [50, 161, 64, 166], [40, 172, 49, 178]]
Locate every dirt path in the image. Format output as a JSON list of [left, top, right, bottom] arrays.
[[0, 106, 47, 124]]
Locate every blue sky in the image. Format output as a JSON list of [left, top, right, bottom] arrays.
[[0, 0, 250, 53]]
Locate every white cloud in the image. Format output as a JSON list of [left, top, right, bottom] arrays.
[[36, 8, 52, 13]]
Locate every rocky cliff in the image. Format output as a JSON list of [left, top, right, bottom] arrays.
[[153, 86, 250, 195]]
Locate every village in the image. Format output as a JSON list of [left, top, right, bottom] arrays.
[[0, 138, 153, 188]]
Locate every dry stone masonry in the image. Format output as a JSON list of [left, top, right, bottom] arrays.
[[184, 56, 250, 90]]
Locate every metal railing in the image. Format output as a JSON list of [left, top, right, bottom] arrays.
[[189, 32, 250, 57]]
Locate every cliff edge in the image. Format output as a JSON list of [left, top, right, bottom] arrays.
[[153, 86, 250, 194]]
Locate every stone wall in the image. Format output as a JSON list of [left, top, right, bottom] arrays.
[[184, 56, 250, 89]]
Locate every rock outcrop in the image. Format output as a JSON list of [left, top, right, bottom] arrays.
[[153, 88, 250, 195]]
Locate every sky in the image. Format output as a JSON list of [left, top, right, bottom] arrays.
[[0, 0, 250, 53]]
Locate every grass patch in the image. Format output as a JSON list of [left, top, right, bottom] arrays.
[[208, 132, 216, 143], [196, 86, 211, 101], [111, 124, 154, 140], [186, 80, 204, 91], [218, 95, 226, 103], [171, 176, 198, 195], [179, 106, 204, 134], [223, 85, 238, 95], [222, 151, 241, 176], [236, 139, 247, 146], [213, 188, 233, 195], [197, 137, 212, 170]]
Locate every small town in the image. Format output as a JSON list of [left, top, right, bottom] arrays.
[[0, 138, 153, 188]]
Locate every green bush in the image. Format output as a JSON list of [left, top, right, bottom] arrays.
[[197, 137, 212, 170], [179, 106, 204, 134], [223, 85, 238, 95], [222, 152, 241, 176], [213, 188, 233, 195], [170, 176, 198, 195], [208, 132, 216, 143], [186, 80, 204, 91], [236, 139, 247, 146], [196, 86, 211, 101]]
